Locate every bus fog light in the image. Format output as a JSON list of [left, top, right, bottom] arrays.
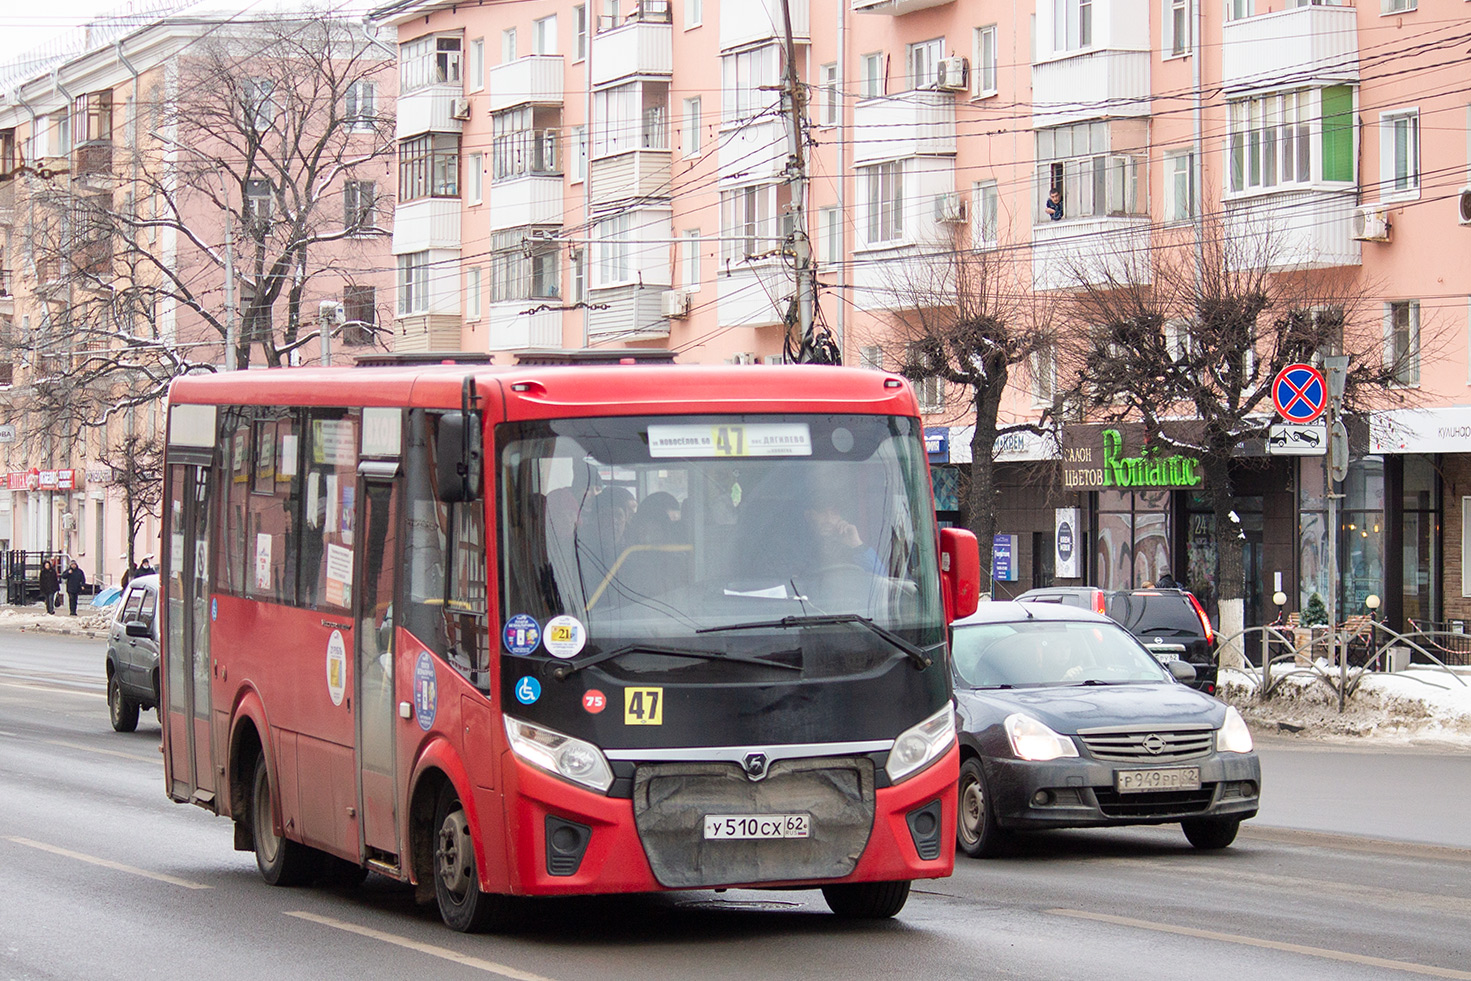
[[505, 716, 614, 793], [885, 704, 956, 784]]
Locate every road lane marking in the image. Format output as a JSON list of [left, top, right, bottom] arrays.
[[0, 679, 105, 699], [5, 837, 212, 890], [44, 739, 159, 764], [1051, 908, 1471, 979], [285, 911, 562, 981]]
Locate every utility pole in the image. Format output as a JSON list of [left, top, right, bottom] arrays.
[[778, 0, 830, 364]]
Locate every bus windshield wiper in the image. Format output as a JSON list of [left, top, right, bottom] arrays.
[[550, 644, 801, 680], [696, 614, 937, 670]]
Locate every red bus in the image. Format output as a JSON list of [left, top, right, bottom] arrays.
[[159, 363, 980, 930]]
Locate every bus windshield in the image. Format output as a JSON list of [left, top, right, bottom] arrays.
[[498, 413, 944, 677]]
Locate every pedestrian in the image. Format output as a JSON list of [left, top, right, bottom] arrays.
[[62, 560, 87, 616], [1156, 570, 1178, 589], [137, 555, 154, 576], [38, 559, 58, 615]]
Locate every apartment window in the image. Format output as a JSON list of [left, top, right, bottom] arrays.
[[571, 249, 586, 303], [861, 53, 885, 99], [534, 16, 558, 55], [859, 345, 884, 370], [502, 28, 518, 63], [601, 0, 621, 30], [721, 184, 780, 263], [594, 214, 632, 286], [467, 267, 483, 319], [1381, 109, 1420, 199], [345, 81, 376, 131], [75, 90, 113, 143], [571, 125, 587, 181], [594, 80, 668, 156], [469, 39, 485, 89], [681, 229, 701, 289], [0, 129, 14, 173], [1033, 120, 1143, 222], [686, 0, 703, 27], [722, 45, 781, 122], [342, 285, 376, 344], [1164, 150, 1195, 221], [1163, 0, 1191, 58], [1386, 300, 1420, 386], [682, 96, 701, 157], [1381, 0, 1415, 11], [1053, 0, 1092, 52], [467, 152, 484, 203], [973, 26, 997, 97], [574, 6, 587, 59], [492, 106, 561, 178], [343, 179, 376, 232], [400, 35, 462, 93], [1227, 0, 1252, 19], [241, 78, 275, 133], [973, 180, 999, 247], [1032, 345, 1056, 405], [861, 160, 904, 245], [820, 206, 840, 265], [907, 38, 943, 90], [819, 63, 838, 126], [908, 345, 944, 412], [1228, 90, 1312, 193], [398, 252, 429, 315], [245, 178, 273, 226], [398, 134, 460, 201], [489, 230, 560, 302]]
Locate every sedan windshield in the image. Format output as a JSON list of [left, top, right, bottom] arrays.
[[951, 619, 1172, 688], [497, 413, 944, 678]]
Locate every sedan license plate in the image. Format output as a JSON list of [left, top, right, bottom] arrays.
[[703, 814, 811, 840], [1115, 767, 1201, 793]]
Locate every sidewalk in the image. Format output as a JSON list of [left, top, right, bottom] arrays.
[[0, 604, 113, 639]]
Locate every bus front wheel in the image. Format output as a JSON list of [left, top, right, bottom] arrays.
[[251, 755, 319, 886], [821, 880, 911, 918], [432, 784, 502, 932]]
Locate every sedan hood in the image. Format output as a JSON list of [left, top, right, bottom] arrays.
[[957, 683, 1226, 736]]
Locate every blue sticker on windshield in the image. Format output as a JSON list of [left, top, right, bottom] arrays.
[[415, 651, 437, 731], [515, 676, 542, 705], [503, 614, 541, 656]]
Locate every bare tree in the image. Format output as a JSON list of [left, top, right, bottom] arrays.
[[877, 240, 1056, 581], [102, 431, 163, 570], [1052, 213, 1421, 655], [5, 15, 395, 448]]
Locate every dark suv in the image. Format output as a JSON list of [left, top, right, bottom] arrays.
[[105, 574, 160, 732], [1105, 588, 1219, 695]]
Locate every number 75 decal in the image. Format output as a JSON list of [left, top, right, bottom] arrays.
[[624, 687, 663, 725]]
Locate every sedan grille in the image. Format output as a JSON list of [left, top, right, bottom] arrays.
[[1078, 728, 1213, 763], [1094, 786, 1217, 819]]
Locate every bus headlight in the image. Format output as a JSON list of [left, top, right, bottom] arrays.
[[885, 703, 956, 784], [1216, 706, 1255, 754], [504, 716, 615, 793]]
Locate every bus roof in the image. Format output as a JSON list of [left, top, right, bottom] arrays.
[[166, 363, 922, 419]]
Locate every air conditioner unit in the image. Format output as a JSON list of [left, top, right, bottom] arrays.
[[450, 98, 472, 120], [935, 57, 969, 92], [659, 288, 690, 318], [1351, 204, 1390, 242], [1458, 186, 1471, 226], [934, 191, 966, 223]]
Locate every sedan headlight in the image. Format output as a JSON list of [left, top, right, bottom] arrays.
[[1216, 706, 1254, 754], [885, 703, 956, 784], [504, 716, 615, 793], [1004, 713, 1079, 762]]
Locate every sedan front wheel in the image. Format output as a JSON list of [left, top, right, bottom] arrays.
[[956, 758, 1008, 858]]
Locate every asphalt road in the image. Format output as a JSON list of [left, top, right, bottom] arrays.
[[3, 627, 1469, 981]]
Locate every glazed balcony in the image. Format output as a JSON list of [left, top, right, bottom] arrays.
[[487, 56, 564, 114], [1222, 4, 1358, 94]]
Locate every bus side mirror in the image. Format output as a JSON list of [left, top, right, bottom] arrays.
[[939, 528, 980, 623], [437, 412, 482, 503]]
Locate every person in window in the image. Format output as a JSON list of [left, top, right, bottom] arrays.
[[1045, 188, 1064, 222]]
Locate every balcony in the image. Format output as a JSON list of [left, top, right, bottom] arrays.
[[486, 301, 563, 350], [1032, 50, 1150, 128], [852, 0, 952, 13], [73, 141, 113, 183], [488, 176, 564, 230], [397, 85, 466, 139], [487, 56, 564, 114], [718, 263, 788, 328], [717, 118, 787, 185], [391, 198, 462, 253], [591, 20, 672, 87], [587, 285, 670, 342], [1224, 188, 1360, 270], [0, 268, 12, 317], [854, 91, 956, 165], [721, 0, 807, 50], [590, 149, 671, 202], [1031, 216, 1152, 292], [1222, 5, 1357, 94]]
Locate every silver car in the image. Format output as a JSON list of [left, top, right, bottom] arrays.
[[105, 574, 160, 732]]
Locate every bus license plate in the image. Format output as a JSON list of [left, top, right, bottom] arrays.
[[704, 814, 811, 840], [1115, 767, 1201, 793]]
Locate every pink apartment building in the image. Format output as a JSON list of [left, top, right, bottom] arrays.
[[372, 0, 1471, 635]]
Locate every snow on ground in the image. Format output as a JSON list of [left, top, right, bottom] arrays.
[[0, 604, 114, 636]]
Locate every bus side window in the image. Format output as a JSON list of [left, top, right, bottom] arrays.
[[218, 409, 253, 595], [245, 413, 302, 606], [302, 409, 359, 611]]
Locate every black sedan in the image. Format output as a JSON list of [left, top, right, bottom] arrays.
[[951, 602, 1260, 857]]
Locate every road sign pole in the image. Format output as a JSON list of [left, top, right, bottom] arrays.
[[1322, 355, 1349, 712]]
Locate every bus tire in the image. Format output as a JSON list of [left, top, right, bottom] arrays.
[[821, 880, 912, 919], [432, 784, 502, 932], [108, 674, 139, 733], [251, 755, 319, 886]]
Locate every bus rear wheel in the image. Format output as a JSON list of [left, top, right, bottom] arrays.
[[251, 755, 319, 886], [432, 784, 503, 932], [821, 880, 912, 918]]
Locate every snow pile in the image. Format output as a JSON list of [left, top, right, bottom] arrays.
[[0, 606, 114, 633], [1220, 664, 1471, 746]]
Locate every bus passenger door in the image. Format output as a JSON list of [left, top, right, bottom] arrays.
[[354, 473, 401, 862], [164, 462, 216, 808]]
